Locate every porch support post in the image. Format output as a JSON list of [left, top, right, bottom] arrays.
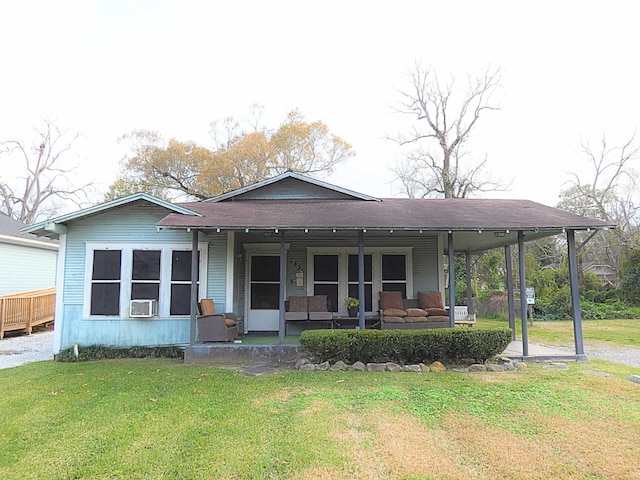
[[447, 232, 455, 328], [505, 244, 516, 340], [278, 230, 286, 343], [567, 229, 586, 359], [190, 229, 199, 345], [465, 249, 473, 314], [518, 231, 529, 356], [358, 230, 366, 330]]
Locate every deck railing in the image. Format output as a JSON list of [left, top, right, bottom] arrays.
[[0, 287, 56, 339]]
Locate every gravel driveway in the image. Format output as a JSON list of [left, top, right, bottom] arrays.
[[0, 330, 55, 369]]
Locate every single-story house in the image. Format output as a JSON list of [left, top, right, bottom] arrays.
[[23, 172, 614, 358], [0, 213, 58, 295]]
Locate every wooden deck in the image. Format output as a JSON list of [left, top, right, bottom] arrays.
[[0, 287, 56, 339]]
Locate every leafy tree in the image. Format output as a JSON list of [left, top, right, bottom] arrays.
[[0, 119, 89, 223], [107, 110, 355, 201], [391, 64, 507, 198], [620, 243, 640, 306]]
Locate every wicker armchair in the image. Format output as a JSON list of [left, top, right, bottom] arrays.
[[197, 299, 239, 342]]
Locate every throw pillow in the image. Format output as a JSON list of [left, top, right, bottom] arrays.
[[380, 291, 404, 310], [405, 308, 428, 317], [308, 295, 328, 312], [225, 318, 237, 327], [418, 291, 444, 309], [426, 307, 449, 316], [289, 296, 308, 312], [200, 299, 215, 315]]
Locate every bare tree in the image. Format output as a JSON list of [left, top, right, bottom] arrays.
[[391, 64, 507, 198], [558, 133, 640, 271], [0, 119, 89, 223]]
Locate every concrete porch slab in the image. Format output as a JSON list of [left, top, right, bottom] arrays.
[[503, 341, 587, 362], [185, 343, 302, 364]]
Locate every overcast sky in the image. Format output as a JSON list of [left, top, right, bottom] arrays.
[[1, 0, 638, 209]]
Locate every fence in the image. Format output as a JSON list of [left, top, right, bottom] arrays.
[[0, 287, 56, 339]]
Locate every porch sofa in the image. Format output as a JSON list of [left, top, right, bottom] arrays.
[[379, 291, 450, 329], [285, 295, 333, 334]]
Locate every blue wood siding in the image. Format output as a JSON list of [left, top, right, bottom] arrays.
[[59, 201, 221, 349], [0, 243, 57, 295], [228, 177, 358, 200]]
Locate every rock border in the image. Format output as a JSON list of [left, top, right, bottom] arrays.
[[295, 356, 529, 373]]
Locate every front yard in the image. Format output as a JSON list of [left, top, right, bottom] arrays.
[[1, 352, 639, 479]]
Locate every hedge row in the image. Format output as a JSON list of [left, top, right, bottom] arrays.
[[54, 345, 184, 362], [299, 328, 513, 364]]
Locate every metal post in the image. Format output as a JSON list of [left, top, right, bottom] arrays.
[[505, 244, 516, 340], [358, 230, 365, 330], [448, 232, 455, 328], [465, 249, 473, 314], [567, 229, 586, 359], [518, 231, 529, 356], [190, 229, 199, 345], [279, 231, 286, 343]]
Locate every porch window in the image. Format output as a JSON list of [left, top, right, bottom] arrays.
[[348, 254, 372, 311], [313, 254, 339, 312], [170, 250, 200, 315], [90, 250, 121, 315], [85, 243, 207, 318], [382, 254, 407, 297]]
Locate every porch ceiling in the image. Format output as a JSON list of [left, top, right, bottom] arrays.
[[157, 198, 614, 253]]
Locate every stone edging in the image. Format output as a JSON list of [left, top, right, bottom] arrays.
[[295, 356, 529, 373]]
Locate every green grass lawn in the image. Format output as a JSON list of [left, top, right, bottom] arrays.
[[1, 356, 639, 479], [476, 317, 640, 348]]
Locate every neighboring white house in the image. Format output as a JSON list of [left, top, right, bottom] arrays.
[[0, 213, 58, 295]]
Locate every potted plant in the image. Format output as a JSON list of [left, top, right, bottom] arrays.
[[344, 297, 359, 317]]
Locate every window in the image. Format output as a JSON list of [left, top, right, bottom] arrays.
[[348, 254, 372, 311], [382, 254, 407, 297], [313, 255, 338, 312], [90, 250, 121, 315], [307, 248, 412, 313], [84, 243, 207, 318]]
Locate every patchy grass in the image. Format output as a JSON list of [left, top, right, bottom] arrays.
[[478, 317, 640, 348], [1, 358, 639, 479]]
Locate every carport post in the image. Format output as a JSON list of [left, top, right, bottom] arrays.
[[190, 229, 199, 345], [279, 230, 286, 343], [518, 231, 529, 356], [505, 244, 516, 340], [358, 230, 365, 330], [566, 229, 586, 358], [448, 232, 455, 328]]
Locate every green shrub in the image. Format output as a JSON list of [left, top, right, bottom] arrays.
[[54, 345, 184, 362], [299, 328, 512, 364]]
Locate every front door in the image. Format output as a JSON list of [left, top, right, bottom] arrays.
[[247, 255, 281, 331]]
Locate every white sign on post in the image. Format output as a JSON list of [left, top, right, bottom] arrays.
[[525, 287, 536, 305]]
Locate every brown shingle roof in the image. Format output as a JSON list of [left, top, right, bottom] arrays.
[[157, 198, 614, 232]]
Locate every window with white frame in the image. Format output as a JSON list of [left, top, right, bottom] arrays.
[[84, 243, 207, 318], [307, 248, 412, 314]]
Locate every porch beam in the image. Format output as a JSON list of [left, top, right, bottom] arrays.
[[279, 231, 286, 343], [567, 229, 586, 358], [190, 229, 199, 345], [505, 244, 516, 340], [447, 232, 455, 328], [358, 230, 365, 330], [518, 231, 529, 356]]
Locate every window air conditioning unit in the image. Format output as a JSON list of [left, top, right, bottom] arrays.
[[129, 299, 158, 318]]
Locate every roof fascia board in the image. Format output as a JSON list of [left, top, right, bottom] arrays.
[[204, 171, 380, 202], [22, 193, 201, 235], [0, 233, 59, 250]]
